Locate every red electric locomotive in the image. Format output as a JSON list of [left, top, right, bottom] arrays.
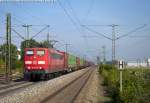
[[24, 48, 67, 80]]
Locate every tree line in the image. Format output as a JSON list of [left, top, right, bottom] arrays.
[[0, 39, 53, 66]]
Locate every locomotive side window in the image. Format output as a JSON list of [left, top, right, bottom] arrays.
[[37, 50, 45, 56], [26, 50, 34, 55], [51, 53, 63, 59]]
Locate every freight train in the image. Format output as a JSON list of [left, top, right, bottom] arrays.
[[24, 48, 92, 80]]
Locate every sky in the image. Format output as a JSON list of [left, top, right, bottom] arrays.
[[0, 0, 150, 62]]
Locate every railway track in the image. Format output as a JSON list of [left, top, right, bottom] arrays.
[[40, 68, 94, 103], [0, 70, 84, 99], [0, 73, 23, 83], [0, 73, 37, 98], [0, 81, 27, 91], [0, 81, 37, 98], [0, 67, 95, 103]]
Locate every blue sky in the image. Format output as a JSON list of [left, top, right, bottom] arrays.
[[0, 0, 150, 62]]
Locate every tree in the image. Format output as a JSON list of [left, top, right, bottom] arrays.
[[39, 41, 53, 48], [20, 39, 39, 60], [20, 39, 53, 60], [0, 43, 17, 69]]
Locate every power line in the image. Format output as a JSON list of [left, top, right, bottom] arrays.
[[81, 34, 90, 52], [81, 25, 112, 40], [82, 24, 147, 61], [66, 0, 94, 52], [31, 25, 49, 39], [0, 9, 25, 25], [116, 24, 147, 40], [64, 0, 92, 52], [82, 0, 95, 23], [58, 0, 91, 55], [11, 28, 26, 40], [66, 0, 81, 25], [18, 5, 48, 25], [81, 35, 98, 38], [129, 35, 150, 38], [57, 0, 80, 31]]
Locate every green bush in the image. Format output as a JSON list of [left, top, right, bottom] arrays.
[[99, 64, 150, 103]]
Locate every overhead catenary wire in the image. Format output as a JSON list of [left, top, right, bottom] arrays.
[[58, 0, 91, 54], [66, 0, 81, 25], [57, 0, 89, 40], [18, 4, 46, 25], [0, 9, 49, 40], [129, 35, 150, 38], [116, 24, 147, 40], [0, 9, 26, 25], [66, 0, 92, 51], [82, 0, 95, 23], [66, 0, 100, 54], [11, 28, 26, 40], [82, 25, 112, 40], [31, 25, 50, 39], [82, 23, 147, 61], [57, 0, 80, 31]]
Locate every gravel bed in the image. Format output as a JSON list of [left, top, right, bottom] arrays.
[[73, 67, 98, 103], [84, 68, 100, 103], [74, 66, 111, 103], [0, 68, 89, 103]]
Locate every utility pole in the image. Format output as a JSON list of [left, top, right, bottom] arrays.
[[83, 54, 86, 60], [82, 24, 119, 63], [47, 32, 50, 48], [109, 24, 118, 62], [5, 13, 11, 82], [97, 56, 100, 65], [65, 43, 71, 53], [22, 24, 32, 47], [47, 25, 50, 48], [102, 45, 106, 63]]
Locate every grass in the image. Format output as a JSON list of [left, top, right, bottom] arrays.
[[99, 64, 150, 103]]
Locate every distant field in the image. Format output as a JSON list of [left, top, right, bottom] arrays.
[[99, 64, 150, 103]]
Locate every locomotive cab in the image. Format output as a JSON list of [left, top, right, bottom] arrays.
[[24, 48, 48, 80]]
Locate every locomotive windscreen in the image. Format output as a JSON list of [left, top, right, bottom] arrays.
[[37, 50, 45, 56], [26, 50, 34, 55]]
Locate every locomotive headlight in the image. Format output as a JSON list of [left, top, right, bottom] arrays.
[[25, 61, 32, 64], [39, 67, 42, 69], [27, 67, 31, 69], [38, 61, 45, 64]]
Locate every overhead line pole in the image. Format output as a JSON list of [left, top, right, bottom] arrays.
[[5, 13, 11, 82], [65, 43, 71, 53], [47, 25, 50, 48], [111, 24, 119, 62], [22, 24, 32, 47], [82, 24, 146, 62], [102, 45, 106, 63]]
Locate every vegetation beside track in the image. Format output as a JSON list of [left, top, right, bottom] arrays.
[[0, 58, 23, 75], [99, 64, 150, 103], [0, 39, 54, 75]]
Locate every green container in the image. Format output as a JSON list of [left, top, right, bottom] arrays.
[[68, 54, 77, 68], [80, 59, 84, 66]]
